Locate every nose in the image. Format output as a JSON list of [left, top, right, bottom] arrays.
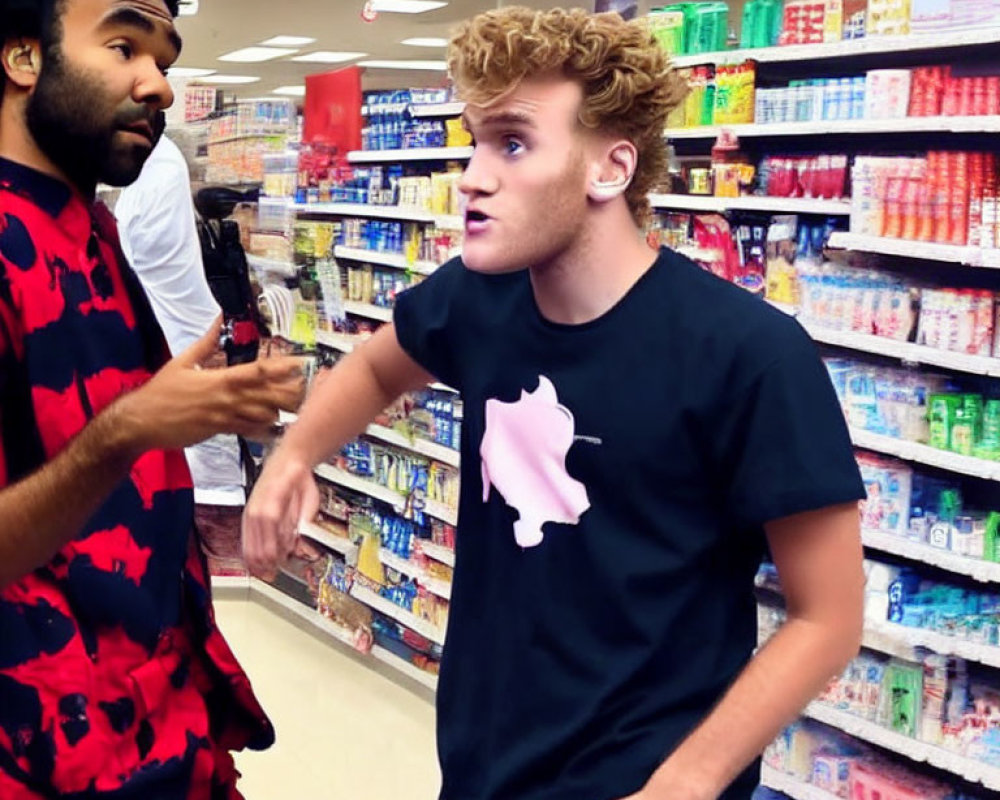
[[458, 147, 499, 198], [134, 57, 174, 113]]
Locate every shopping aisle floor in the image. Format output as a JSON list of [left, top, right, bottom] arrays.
[[214, 596, 442, 799]]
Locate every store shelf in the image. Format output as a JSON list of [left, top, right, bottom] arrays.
[[347, 147, 474, 164], [648, 193, 851, 215], [314, 329, 361, 352], [211, 574, 251, 600], [418, 541, 456, 568], [371, 644, 439, 690], [827, 232, 1000, 268], [802, 702, 1000, 790], [862, 528, 1000, 583], [849, 428, 1000, 481], [313, 463, 458, 526], [665, 116, 1000, 140], [798, 322, 1000, 377], [864, 620, 1000, 668], [294, 202, 435, 222], [246, 254, 296, 277], [333, 246, 439, 275], [379, 549, 452, 601], [349, 584, 446, 645], [342, 300, 394, 323], [759, 765, 838, 800], [409, 102, 465, 118], [670, 28, 1000, 68], [250, 578, 361, 651], [299, 520, 358, 562], [365, 423, 460, 468]]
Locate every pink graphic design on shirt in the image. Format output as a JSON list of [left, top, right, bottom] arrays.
[[480, 376, 591, 548]]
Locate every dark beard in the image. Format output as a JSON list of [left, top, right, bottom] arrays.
[[26, 46, 158, 194]]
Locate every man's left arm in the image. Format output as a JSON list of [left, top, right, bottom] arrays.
[[623, 501, 864, 800]]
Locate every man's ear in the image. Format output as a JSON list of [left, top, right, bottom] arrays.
[[2, 39, 42, 89], [587, 139, 638, 203]]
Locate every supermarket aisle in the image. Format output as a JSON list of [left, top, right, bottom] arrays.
[[214, 596, 441, 799]]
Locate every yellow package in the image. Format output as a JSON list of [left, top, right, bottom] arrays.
[[446, 118, 472, 148]]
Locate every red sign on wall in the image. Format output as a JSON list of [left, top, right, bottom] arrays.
[[303, 66, 363, 153]]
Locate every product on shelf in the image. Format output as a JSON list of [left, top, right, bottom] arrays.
[[360, 89, 469, 153], [648, 2, 729, 55]]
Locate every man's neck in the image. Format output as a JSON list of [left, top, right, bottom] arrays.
[[0, 99, 90, 197], [529, 203, 658, 326]]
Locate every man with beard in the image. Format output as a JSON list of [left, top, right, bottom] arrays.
[[0, 1, 303, 796]]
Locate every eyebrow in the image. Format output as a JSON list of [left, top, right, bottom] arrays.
[[99, 7, 183, 58], [461, 110, 537, 131]]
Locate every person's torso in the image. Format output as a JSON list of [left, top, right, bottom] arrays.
[[436, 254, 770, 800]]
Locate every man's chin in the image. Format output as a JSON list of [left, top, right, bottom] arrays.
[[461, 246, 525, 275], [99, 150, 151, 187]]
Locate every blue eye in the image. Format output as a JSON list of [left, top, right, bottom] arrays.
[[504, 137, 524, 156]]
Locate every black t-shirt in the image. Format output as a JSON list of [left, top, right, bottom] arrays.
[[394, 248, 865, 800]]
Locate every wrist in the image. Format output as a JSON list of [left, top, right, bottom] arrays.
[[97, 394, 148, 467]]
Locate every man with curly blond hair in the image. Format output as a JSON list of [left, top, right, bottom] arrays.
[[244, 7, 866, 799]]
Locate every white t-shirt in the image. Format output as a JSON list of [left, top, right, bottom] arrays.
[[116, 135, 245, 505]]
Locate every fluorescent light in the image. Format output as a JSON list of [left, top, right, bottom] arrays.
[[178, 0, 198, 16], [371, 1, 447, 12], [272, 85, 306, 97], [359, 59, 448, 70], [218, 47, 299, 63], [291, 51, 367, 63], [401, 37, 448, 47], [167, 66, 216, 77], [196, 75, 261, 84], [260, 36, 316, 47]]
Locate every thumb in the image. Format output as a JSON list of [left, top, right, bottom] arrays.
[[176, 315, 223, 368]]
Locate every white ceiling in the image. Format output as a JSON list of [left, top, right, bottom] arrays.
[[172, 0, 580, 98]]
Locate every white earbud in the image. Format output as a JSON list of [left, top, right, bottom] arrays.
[[590, 177, 631, 201]]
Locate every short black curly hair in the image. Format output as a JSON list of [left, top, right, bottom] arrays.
[[1, 0, 179, 93]]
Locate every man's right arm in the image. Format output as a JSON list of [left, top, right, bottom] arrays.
[[0, 319, 305, 588], [242, 324, 435, 580]]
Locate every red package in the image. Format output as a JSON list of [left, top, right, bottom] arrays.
[[987, 77, 1000, 116], [959, 78, 974, 117]]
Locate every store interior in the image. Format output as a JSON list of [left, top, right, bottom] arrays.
[[135, 1, 1000, 798]]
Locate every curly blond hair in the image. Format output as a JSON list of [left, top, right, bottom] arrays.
[[447, 6, 688, 224]]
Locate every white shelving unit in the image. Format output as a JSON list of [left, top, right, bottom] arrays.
[[365, 423, 460, 468], [666, 115, 1000, 140], [798, 321, 1000, 377], [342, 300, 394, 323], [419, 541, 456, 569], [295, 202, 436, 223], [299, 520, 359, 563], [379, 548, 452, 601], [803, 702, 1000, 791], [863, 620, 1000, 669], [648, 193, 851, 215], [862, 528, 1000, 584], [671, 29, 1000, 67], [371, 645, 438, 690], [827, 231, 1000, 269], [347, 146, 474, 164], [849, 427, 1000, 481], [349, 584, 447, 646], [314, 329, 362, 353], [313, 463, 459, 526], [759, 765, 838, 800], [409, 102, 465, 118], [333, 246, 439, 275]]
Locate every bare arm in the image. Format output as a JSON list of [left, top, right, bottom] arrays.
[[242, 324, 435, 579], [624, 502, 864, 800], [0, 320, 305, 588]]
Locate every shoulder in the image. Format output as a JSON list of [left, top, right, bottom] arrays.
[[653, 248, 816, 375]]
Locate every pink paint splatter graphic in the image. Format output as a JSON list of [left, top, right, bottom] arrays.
[[480, 376, 591, 548]]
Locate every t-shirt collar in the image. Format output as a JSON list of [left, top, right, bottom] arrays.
[[0, 156, 75, 218]]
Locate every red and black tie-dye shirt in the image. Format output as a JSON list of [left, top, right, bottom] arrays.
[[0, 157, 273, 799]]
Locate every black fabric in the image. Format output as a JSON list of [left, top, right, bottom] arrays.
[[394, 248, 865, 800]]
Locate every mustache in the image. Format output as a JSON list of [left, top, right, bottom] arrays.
[[112, 105, 157, 129]]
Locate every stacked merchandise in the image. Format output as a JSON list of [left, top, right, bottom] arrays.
[[859, 453, 1000, 561], [339, 218, 460, 265], [361, 89, 470, 152], [825, 358, 1000, 459], [763, 718, 984, 798], [205, 98, 298, 185]]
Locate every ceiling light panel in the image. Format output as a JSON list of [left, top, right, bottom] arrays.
[[371, 1, 448, 13], [401, 37, 448, 47], [291, 51, 367, 63], [273, 86, 306, 97], [218, 47, 299, 63], [196, 75, 261, 84], [359, 59, 448, 70], [260, 36, 317, 47], [167, 67, 217, 77]]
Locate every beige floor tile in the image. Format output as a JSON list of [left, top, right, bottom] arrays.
[[214, 598, 442, 799]]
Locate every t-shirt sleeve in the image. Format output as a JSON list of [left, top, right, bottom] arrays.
[[715, 331, 865, 528], [392, 258, 466, 391]]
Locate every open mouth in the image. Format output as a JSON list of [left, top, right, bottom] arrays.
[[466, 210, 488, 223]]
